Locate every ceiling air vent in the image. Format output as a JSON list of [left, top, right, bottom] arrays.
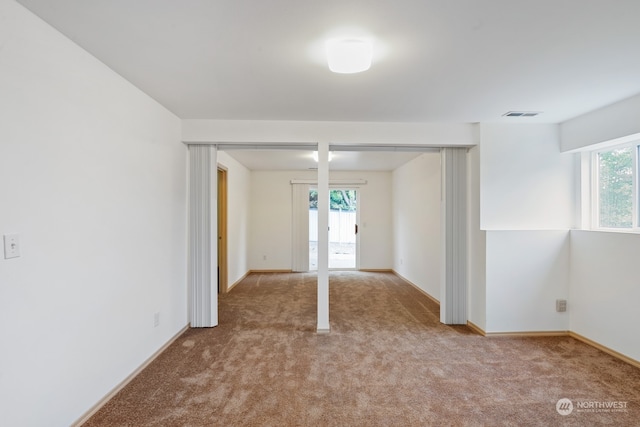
[[503, 111, 542, 117]]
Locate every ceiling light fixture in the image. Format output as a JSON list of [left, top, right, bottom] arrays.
[[326, 39, 372, 74], [313, 151, 333, 162]]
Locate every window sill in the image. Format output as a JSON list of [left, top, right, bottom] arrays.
[[584, 228, 640, 235]]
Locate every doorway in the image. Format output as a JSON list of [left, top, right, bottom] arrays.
[[309, 188, 358, 270], [217, 167, 228, 294]]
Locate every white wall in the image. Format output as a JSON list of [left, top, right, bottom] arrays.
[[467, 146, 486, 329], [217, 152, 251, 286], [0, 2, 187, 426], [569, 231, 640, 362], [480, 123, 575, 230], [560, 93, 640, 152], [249, 170, 393, 270], [392, 153, 441, 299], [353, 171, 393, 270], [558, 95, 640, 362], [485, 231, 570, 332], [249, 170, 299, 270], [477, 124, 575, 333]]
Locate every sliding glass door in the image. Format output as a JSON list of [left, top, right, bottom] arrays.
[[309, 188, 358, 270]]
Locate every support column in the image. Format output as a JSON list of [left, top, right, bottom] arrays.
[[440, 147, 468, 325], [188, 145, 218, 328], [317, 142, 330, 333]]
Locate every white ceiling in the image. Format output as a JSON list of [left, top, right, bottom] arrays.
[[15, 0, 640, 171], [15, 0, 640, 125]]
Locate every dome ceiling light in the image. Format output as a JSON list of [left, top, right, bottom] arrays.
[[325, 39, 373, 74]]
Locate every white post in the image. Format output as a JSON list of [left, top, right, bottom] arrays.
[[317, 142, 330, 333]]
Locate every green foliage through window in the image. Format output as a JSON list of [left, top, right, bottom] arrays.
[[309, 189, 357, 211], [597, 146, 634, 228]]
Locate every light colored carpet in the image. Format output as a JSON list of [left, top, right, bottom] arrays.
[[84, 271, 639, 426]]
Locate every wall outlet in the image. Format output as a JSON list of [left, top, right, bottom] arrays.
[[263, 255, 267, 260], [154, 312, 160, 327], [3, 234, 20, 259], [556, 299, 567, 312]]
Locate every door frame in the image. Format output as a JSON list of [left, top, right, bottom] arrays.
[[217, 166, 228, 293], [308, 185, 362, 271], [328, 187, 360, 271]]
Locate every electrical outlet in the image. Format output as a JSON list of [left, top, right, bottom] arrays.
[[263, 255, 267, 260], [556, 299, 567, 312], [154, 312, 160, 327], [3, 234, 20, 259]]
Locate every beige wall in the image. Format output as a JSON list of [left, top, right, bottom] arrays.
[[249, 170, 393, 270], [391, 153, 442, 300]]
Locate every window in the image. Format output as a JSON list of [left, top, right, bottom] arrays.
[[593, 142, 639, 230]]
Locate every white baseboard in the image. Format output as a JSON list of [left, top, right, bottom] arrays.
[[72, 325, 189, 426], [227, 271, 250, 292], [485, 330, 570, 337], [475, 325, 640, 369], [569, 331, 640, 369], [391, 270, 440, 306]]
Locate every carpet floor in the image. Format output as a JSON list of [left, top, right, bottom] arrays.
[[84, 271, 640, 426]]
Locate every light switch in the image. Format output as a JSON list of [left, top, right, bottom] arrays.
[[4, 234, 20, 259]]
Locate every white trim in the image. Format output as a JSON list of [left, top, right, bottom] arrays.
[[290, 179, 367, 186], [216, 143, 317, 150], [329, 144, 442, 152], [579, 151, 592, 230], [590, 141, 640, 232], [328, 187, 360, 271], [631, 145, 640, 231], [182, 141, 318, 149]]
